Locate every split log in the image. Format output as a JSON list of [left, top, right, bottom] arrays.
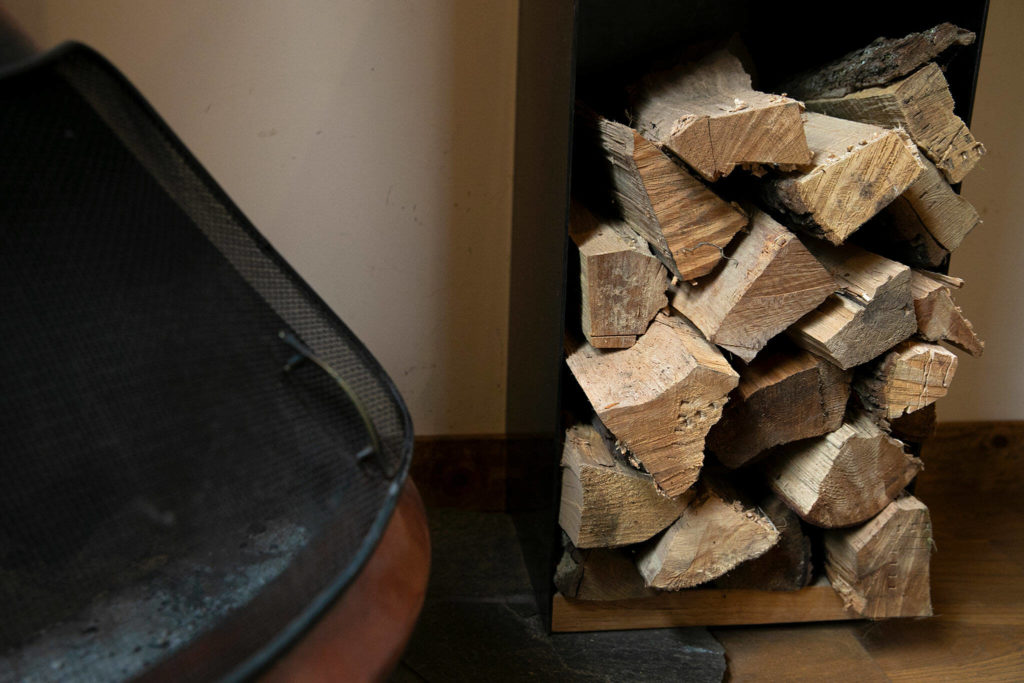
[[714, 494, 813, 591], [883, 158, 981, 255], [805, 62, 985, 184], [911, 270, 984, 356], [636, 474, 780, 590], [669, 210, 835, 362], [788, 242, 916, 370], [629, 50, 811, 181], [565, 313, 739, 497], [559, 423, 687, 548], [574, 107, 748, 280], [854, 340, 958, 421], [759, 113, 924, 245], [825, 494, 933, 618], [555, 540, 655, 601], [763, 411, 923, 528], [783, 23, 976, 100], [569, 201, 668, 349], [707, 342, 850, 469]]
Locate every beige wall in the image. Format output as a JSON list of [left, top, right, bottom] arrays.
[[942, 0, 1024, 421], [3, 0, 518, 436], [4, 1, 1021, 429]]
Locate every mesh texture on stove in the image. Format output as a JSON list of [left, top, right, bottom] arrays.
[[0, 43, 411, 682]]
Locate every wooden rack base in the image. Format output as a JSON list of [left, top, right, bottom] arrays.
[[551, 578, 857, 632]]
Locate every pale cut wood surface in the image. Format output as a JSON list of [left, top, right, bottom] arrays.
[[636, 476, 780, 590], [825, 494, 933, 619], [554, 542, 656, 601], [569, 201, 667, 349], [707, 343, 850, 469], [713, 494, 813, 592], [783, 23, 976, 100], [911, 270, 984, 356], [763, 113, 924, 245], [885, 157, 981, 253], [565, 313, 739, 497], [558, 423, 686, 548], [789, 241, 916, 369], [630, 50, 811, 181], [854, 340, 958, 421], [576, 108, 748, 280], [806, 62, 985, 184], [551, 577, 855, 631], [669, 210, 835, 362], [764, 411, 923, 528]]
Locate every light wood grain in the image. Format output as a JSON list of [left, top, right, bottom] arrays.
[[559, 423, 686, 548], [806, 62, 985, 184], [789, 241, 917, 369], [565, 313, 739, 497], [762, 113, 924, 245], [669, 210, 835, 362], [763, 412, 922, 528], [575, 108, 748, 280], [707, 343, 850, 468], [636, 475, 779, 590], [569, 201, 667, 349], [630, 50, 811, 181], [854, 340, 959, 421], [911, 269, 984, 356], [825, 494, 933, 619]]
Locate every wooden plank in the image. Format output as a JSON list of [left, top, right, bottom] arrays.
[[550, 578, 856, 632], [630, 49, 811, 181]]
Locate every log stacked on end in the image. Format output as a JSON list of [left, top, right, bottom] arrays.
[[558, 24, 983, 622]]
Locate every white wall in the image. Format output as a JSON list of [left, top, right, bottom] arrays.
[[3, 0, 518, 435], [4, 1, 1022, 429], [942, 0, 1024, 421]]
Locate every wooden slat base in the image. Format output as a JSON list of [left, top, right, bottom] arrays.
[[551, 579, 857, 632]]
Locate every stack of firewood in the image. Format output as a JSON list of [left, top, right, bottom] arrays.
[[558, 24, 984, 620]]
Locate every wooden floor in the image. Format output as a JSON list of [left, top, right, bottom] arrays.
[[711, 422, 1024, 681]]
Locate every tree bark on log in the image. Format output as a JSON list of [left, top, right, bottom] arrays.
[[805, 62, 985, 184], [782, 23, 975, 100]]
